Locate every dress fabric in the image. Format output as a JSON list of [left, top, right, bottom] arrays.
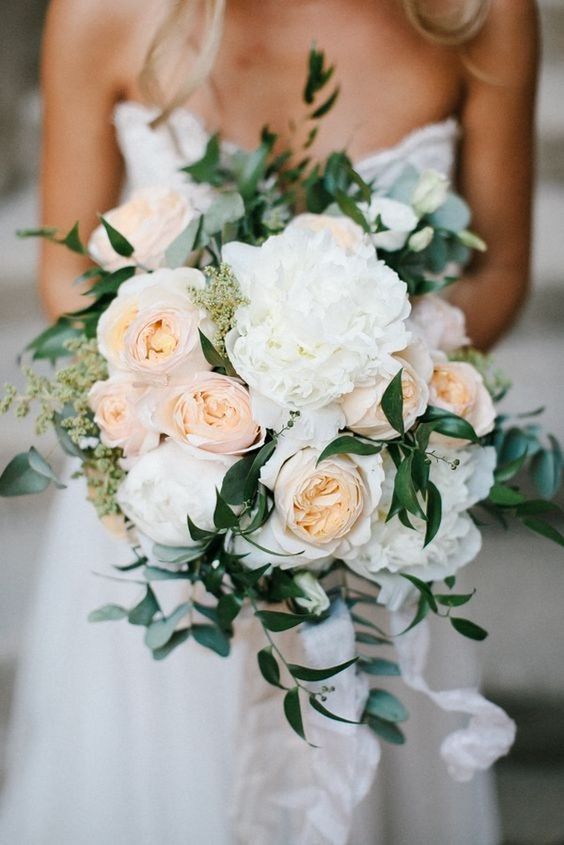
[[0, 103, 501, 845]]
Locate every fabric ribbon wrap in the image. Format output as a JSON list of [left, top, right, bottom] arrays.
[[232, 599, 515, 845]]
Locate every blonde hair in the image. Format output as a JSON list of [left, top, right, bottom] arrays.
[[141, 0, 491, 122]]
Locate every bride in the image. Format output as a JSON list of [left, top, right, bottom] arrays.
[[1, 1, 537, 843]]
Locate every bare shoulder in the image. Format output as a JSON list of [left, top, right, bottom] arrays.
[[465, 0, 539, 87], [43, 0, 162, 93]]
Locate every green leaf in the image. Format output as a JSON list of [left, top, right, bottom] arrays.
[[488, 484, 526, 507], [221, 454, 256, 505], [450, 617, 488, 641], [255, 610, 309, 632], [192, 623, 231, 657], [186, 515, 216, 544], [309, 87, 340, 119], [165, 216, 203, 268], [59, 221, 87, 255], [202, 192, 245, 236], [0, 451, 54, 497], [182, 134, 221, 183], [288, 657, 358, 682], [152, 543, 204, 564], [88, 604, 128, 622], [381, 369, 404, 436], [217, 593, 243, 629], [355, 631, 392, 646], [243, 439, 277, 502], [99, 216, 134, 258], [400, 574, 437, 613], [152, 628, 191, 660], [366, 714, 406, 745], [444, 575, 456, 589], [358, 657, 400, 677], [428, 194, 471, 232], [128, 586, 159, 626], [521, 517, 564, 548], [213, 489, 240, 530], [420, 407, 478, 443], [334, 190, 371, 233], [317, 435, 382, 465], [494, 451, 528, 484], [17, 226, 59, 240], [394, 454, 426, 520], [365, 689, 409, 723], [284, 687, 306, 740], [28, 447, 66, 489], [434, 592, 475, 608], [515, 499, 561, 517], [88, 265, 136, 298], [424, 481, 442, 546], [198, 330, 236, 375], [145, 602, 191, 650], [530, 447, 562, 500], [25, 318, 81, 364], [144, 566, 192, 581], [309, 694, 361, 724], [257, 646, 283, 688]]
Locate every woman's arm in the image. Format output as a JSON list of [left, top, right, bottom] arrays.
[[451, 0, 539, 350], [39, 0, 137, 318]]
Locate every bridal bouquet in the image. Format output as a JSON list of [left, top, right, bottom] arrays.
[[2, 49, 562, 755]]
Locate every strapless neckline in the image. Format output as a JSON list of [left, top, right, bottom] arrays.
[[113, 100, 460, 173]]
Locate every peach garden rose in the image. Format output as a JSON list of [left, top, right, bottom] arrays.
[[88, 374, 159, 458], [148, 372, 264, 456], [428, 360, 496, 447]]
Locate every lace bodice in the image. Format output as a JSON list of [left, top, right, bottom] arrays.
[[114, 101, 460, 195]]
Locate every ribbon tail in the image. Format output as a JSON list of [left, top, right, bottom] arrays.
[[391, 611, 516, 782]]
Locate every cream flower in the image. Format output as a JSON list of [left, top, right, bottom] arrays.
[[287, 213, 367, 252], [97, 268, 213, 381], [117, 439, 235, 546], [348, 446, 496, 609], [236, 442, 384, 568], [409, 294, 469, 353], [88, 374, 160, 458], [223, 226, 410, 439], [88, 187, 198, 272], [429, 360, 496, 447], [366, 197, 418, 252], [341, 339, 432, 440], [147, 372, 264, 455], [294, 572, 330, 616], [411, 169, 449, 216]]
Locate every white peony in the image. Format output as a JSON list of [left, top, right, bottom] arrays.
[[235, 440, 384, 569], [347, 446, 496, 609], [116, 439, 235, 546], [223, 227, 410, 438], [287, 213, 367, 252]]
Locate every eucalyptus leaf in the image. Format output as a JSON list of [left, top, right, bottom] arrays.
[[145, 602, 191, 650], [165, 216, 203, 268], [365, 689, 409, 723], [0, 451, 53, 497], [530, 448, 561, 500], [25, 319, 81, 364], [192, 623, 231, 657], [365, 714, 406, 745], [428, 194, 471, 232], [88, 604, 128, 623], [28, 447, 66, 489], [358, 657, 400, 677], [144, 566, 192, 581], [152, 628, 191, 660], [128, 586, 159, 626]]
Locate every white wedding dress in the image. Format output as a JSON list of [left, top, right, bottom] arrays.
[[0, 105, 502, 845]]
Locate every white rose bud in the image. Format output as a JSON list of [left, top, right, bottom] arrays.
[[411, 170, 449, 216], [294, 572, 330, 616], [408, 226, 434, 253], [458, 230, 487, 252], [368, 197, 418, 251]]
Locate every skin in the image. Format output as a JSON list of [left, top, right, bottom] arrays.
[[40, 0, 539, 348]]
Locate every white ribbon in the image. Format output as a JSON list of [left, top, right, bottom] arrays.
[[390, 610, 516, 782]]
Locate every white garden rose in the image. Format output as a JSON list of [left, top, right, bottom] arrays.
[[287, 213, 367, 252], [429, 360, 496, 447], [341, 339, 432, 440], [236, 442, 384, 568], [97, 267, 214, 381], [88, 187, 198, 272], [294, 572, 331, 616], [408, 226, 434, 253], [347, 446, 496, 609], [223, 227, 410, 438], [145, 371, 264, 456], [365, 197, 418, 252], [409, 294, 469, 353], [411, 169, 449, 216], [88, 374, 160, 458], [116, 439, 235, 546]]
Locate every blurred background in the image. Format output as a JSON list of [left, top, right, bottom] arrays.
[[0, 2, 563, 843]]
